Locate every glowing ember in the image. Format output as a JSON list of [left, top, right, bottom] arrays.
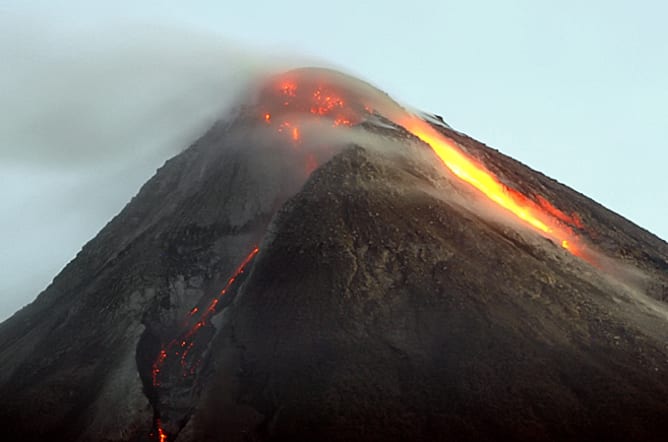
[[157, 424, 168, 442], [257, 69, 366, 145], [280, 81, 297, 97], [151, 349, 167, 386], [150, 419, 169, 442]]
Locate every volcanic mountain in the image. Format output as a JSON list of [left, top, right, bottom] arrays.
[[1, 68, 667, 442]]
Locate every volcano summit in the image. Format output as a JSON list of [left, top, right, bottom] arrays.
[[1, 68, 667, 442]]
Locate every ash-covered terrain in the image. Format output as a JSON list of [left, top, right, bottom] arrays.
[[1, 68, 667, 442]]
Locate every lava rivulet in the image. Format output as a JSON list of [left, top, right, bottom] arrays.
[[150, 247, 259, 441]]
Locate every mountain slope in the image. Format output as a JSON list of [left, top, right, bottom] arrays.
[[0, 69, 667, 442], [186, 145, 668, 442]]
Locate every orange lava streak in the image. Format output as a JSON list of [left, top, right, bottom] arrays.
[[280, 81, 297, 97], [151, 349, 167, 386], [535, 195, 584, 229], [399, 116, 583, 256], [150, 247, 260, 440], [205, 246, 259, 317], [152, 247, 260, 385], [151, 419, 169, 442], [157, 424, 168, 442], [259, 69, 588, 261]]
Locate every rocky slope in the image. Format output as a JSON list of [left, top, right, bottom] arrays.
[[0, 77, 667, 441]]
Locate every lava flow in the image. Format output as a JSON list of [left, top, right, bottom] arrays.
[[257, 68, 589, 261], [150, 247, 259, 442], [397, 116, 587, 258]]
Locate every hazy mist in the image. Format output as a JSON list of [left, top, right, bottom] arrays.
[[0, 21, 275, 320]]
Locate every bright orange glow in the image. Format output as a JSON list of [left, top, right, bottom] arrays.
[[310, 89, 346, 116], [257, 69, 589, 262], [151, 349, 167, 386], [158, 426, 167, 442], [334, 117, 352, 126], [151, 419, 168, 442], [259, 71, 362, 147], [280, 81, 297, 96], [536, 195, 584, 229], [399, 116, 585, 257]]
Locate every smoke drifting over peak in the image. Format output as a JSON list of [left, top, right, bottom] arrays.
[[0, 19, 417, 321], [2, 28, 258, 167], [0, 19, 659, 323], [0, 23, 313, 320]]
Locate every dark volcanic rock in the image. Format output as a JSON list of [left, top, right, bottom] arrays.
[[0, 106, 667, 442], [0, 118, 316, 441], [186, 146, 668, 442]]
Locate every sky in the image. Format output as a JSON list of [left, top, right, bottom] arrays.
[[1, 0, 667, 320]]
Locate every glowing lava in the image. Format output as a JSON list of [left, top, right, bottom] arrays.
[[258, 68, 588, 260], [156, 420, 168, 442], [150, 247, 260, 441], [258, 69, 368, 145], [398, 116, 585, 256]]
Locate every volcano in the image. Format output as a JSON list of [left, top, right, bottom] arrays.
[[1, 67, 667, 442]]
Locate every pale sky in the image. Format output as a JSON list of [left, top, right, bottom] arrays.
[[1, 0, 666, 320]]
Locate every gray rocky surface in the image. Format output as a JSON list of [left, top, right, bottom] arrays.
[[0, 109, 666, 441]]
